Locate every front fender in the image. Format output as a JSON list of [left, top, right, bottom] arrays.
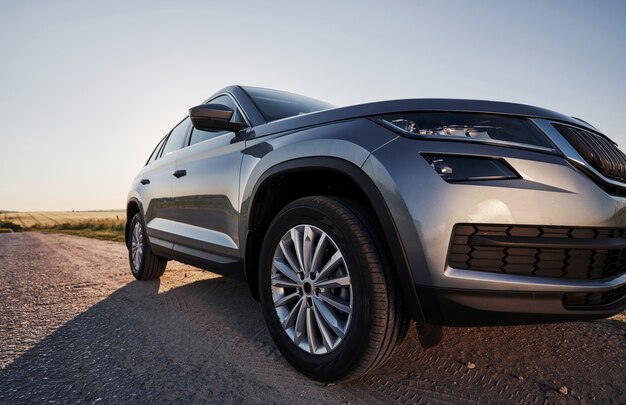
[[238, 119, 426, 322]]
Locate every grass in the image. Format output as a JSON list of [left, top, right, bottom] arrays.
[[32, 219, 126, 242], [0, 221, 22, 232], [1, 210, 124, 228], [0, 211, 126, 242]]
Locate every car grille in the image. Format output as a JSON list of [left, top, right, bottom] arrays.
[[553, 123, 626, 184], [448, 224, 626, 280], [562, 284, 626, 309]]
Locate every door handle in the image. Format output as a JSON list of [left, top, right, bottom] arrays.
[[140, 179, 150, 185], [173, 170, 187, 178]]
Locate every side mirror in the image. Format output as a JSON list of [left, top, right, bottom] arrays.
[[189, 103, 248, 132]]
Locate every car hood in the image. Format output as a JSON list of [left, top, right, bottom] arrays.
[[250, 98, 596, 139]]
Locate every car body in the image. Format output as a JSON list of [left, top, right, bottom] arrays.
[[126, 85, 626, 380]]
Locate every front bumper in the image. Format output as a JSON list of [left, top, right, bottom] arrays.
[[417, 285, 626, 326], [365, 135, 626, 325]]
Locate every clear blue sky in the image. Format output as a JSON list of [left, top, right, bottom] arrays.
[[1, 0, 624, 211]]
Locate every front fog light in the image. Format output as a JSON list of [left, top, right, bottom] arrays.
[[422, 154, 519, 182]]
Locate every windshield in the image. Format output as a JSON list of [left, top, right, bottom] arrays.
[[242, 86, 334, 122]]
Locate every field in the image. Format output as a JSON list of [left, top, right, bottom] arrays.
[[0, 210, 126, 242], [1, 210, 124, 227]]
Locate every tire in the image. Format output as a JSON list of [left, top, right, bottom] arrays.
[[128, 212, 167, 280], [258, 196, 408, 382]]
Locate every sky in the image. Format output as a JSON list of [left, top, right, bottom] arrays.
[[0, 0, 625, 211]]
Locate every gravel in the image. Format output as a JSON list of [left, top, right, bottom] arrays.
[[1, 232, 624, 404]]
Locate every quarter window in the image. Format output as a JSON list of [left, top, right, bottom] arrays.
[[161, 117, 191, 156]]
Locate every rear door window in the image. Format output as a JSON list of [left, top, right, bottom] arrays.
[[161, 117, 191, 156]]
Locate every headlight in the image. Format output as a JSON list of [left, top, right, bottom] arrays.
[[374, 112, 556, 152], [422, 154, 520, 182]]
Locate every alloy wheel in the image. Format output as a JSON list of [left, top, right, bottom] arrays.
[[271, 224, 353, 355], [131, 220, 144, 271]]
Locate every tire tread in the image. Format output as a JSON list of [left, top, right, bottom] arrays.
[[129, 213, 167, 280]]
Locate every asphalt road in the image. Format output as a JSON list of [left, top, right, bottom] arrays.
[[0, 233, 624, 404]]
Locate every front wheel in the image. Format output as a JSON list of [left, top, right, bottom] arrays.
[[258, 196, 407, 382], [128, 213, 167, 280]]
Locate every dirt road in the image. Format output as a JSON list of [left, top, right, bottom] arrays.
[[1, 233, 624, 404]]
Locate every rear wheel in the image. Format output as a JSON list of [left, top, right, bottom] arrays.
[[258, 196, 407, 382], [128, 213, 166, 280]]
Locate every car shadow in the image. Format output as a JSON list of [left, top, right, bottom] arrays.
[[1, 271, 623, 404]]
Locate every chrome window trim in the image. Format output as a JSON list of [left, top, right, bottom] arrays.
[[145, 135, 168, 166], [532, 118, 626, 190]]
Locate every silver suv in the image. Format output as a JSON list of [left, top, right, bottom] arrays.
[[126, 86, 626, 381]]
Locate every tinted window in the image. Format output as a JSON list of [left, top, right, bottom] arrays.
[[161, 117, 190, 156], [243, 86, 334, 122], [146, 136, 166, 165], [189, 95, 246, 146]]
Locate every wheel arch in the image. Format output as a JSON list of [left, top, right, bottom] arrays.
[[125, 198, 142, 250], [242, 157, 426, 323]]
